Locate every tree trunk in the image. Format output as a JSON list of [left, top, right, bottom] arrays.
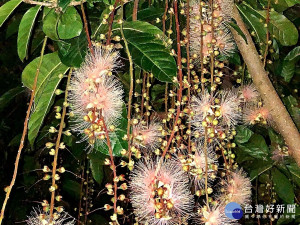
[[231, 6, 300, 166]]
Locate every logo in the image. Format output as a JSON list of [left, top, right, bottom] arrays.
[[225, 202, 243, 219]]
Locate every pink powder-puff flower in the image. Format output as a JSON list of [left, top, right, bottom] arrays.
[[132, 120, 163, 151], [26, 207, 75, 225], [68, 47, 124, 146], [191, 91, 215, 121], [240, 84, 259, 103], [129, 159, 193, 225], [223, 170, 252, 206], [218, 90, 241, 127], [243, 106, 270, 125], [183, 142, 218, 189], [198, 205, 236, 225], [189, 1, 235, 60]]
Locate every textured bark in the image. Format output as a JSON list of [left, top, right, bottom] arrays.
[[232, 6, 300, 166]]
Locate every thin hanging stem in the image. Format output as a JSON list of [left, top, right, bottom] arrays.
[[186, 0, 192, 153], [0, 36, 48, 225], [120, 3, 134, 163], [155, 0, 183, 175], [106, 0, 120, 45], [204, 128, 210, 210], [81, 3, 94, 55], [263, 0, 271, 67], [49, 68, 73, 222]]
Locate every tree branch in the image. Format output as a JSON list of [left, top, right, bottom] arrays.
[[23, 0, 86, 7], [231, 6, 300, 166]]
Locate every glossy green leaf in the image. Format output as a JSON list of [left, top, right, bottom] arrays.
[[228, 21, 247, 44], [249, 160, 273, 181], [42, 8, 59, 40], [286, 162, 300, 187], [22, 52, 69, 145], [57, 7, 83, 39], [238, 134, 270, 160], [237, 3, 267, 51], [127, 7, 165, 21], [283, 95, 300, 129], [0, 86, 24, 112], [114, 21, 177, 82], [235, 125, 253, 144], [58, 0, 72, 12], [238, 3, 298, 47], [0, 0, 22, 27], [58, 32, 88, 67], [267, 11, 299, 46], [259, 0, 298, 13], [17, 6, 41, 61], [94, 105, 128, 157], [281, 46, 300, 82], [88, 151, 105, 184], [272, 167, 295, 203]]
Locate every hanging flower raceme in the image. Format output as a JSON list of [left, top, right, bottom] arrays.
[[220, 170, 252, 206], [239, 84, 259, 103], [132, 120, 163, 151], [189, 0, 235, 60], [191, 90, 241, 142], [180, 142, 218, 190], [218, 89, 241, 127], [129, 158, 193, 225], [68, 47, 124, 147], [26, 208, 75, 225]]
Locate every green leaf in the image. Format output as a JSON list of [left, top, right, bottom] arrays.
[[17, 6, 41, 61], [283, 95, 300, 129], [267, 11, 299, 46], [250, 162, 273, 181], [272, 167, 295, 203], [0, 0, 22, 27], [268, 128, 284, 145], [114, 21, 177, 82], [22, 52, 69, 145], [42, 8, 59, 40], [127, 7, 165, 21], [286, 163, 300, 187], [259, 0, 298, 13], [62, 179, 81, 200], [58, 0, 72, 12], [58, 31, 88, 67], [94, 105, 128, 157], [0, 86, 24, 112], [237, 3, 299, 47], [228, 21, 248, 44], [88, 151, 105, 184], [281, 46, 300, 82], [235, 125, 253, 144], [238, 134, 270, 160], [57, 7, 83, 39], [237, 3, 267, 51]]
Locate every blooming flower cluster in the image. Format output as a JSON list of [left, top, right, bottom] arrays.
[[68, 47, 124, 147], [129, 159, 194, 225], [190, 0, 235, 60], [26, 208, 75, 225]]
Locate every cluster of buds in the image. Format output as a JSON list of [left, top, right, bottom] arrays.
[[180, 143, 218, 192], [191, 90, 240, 145], [189, 0, 235, 61]]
